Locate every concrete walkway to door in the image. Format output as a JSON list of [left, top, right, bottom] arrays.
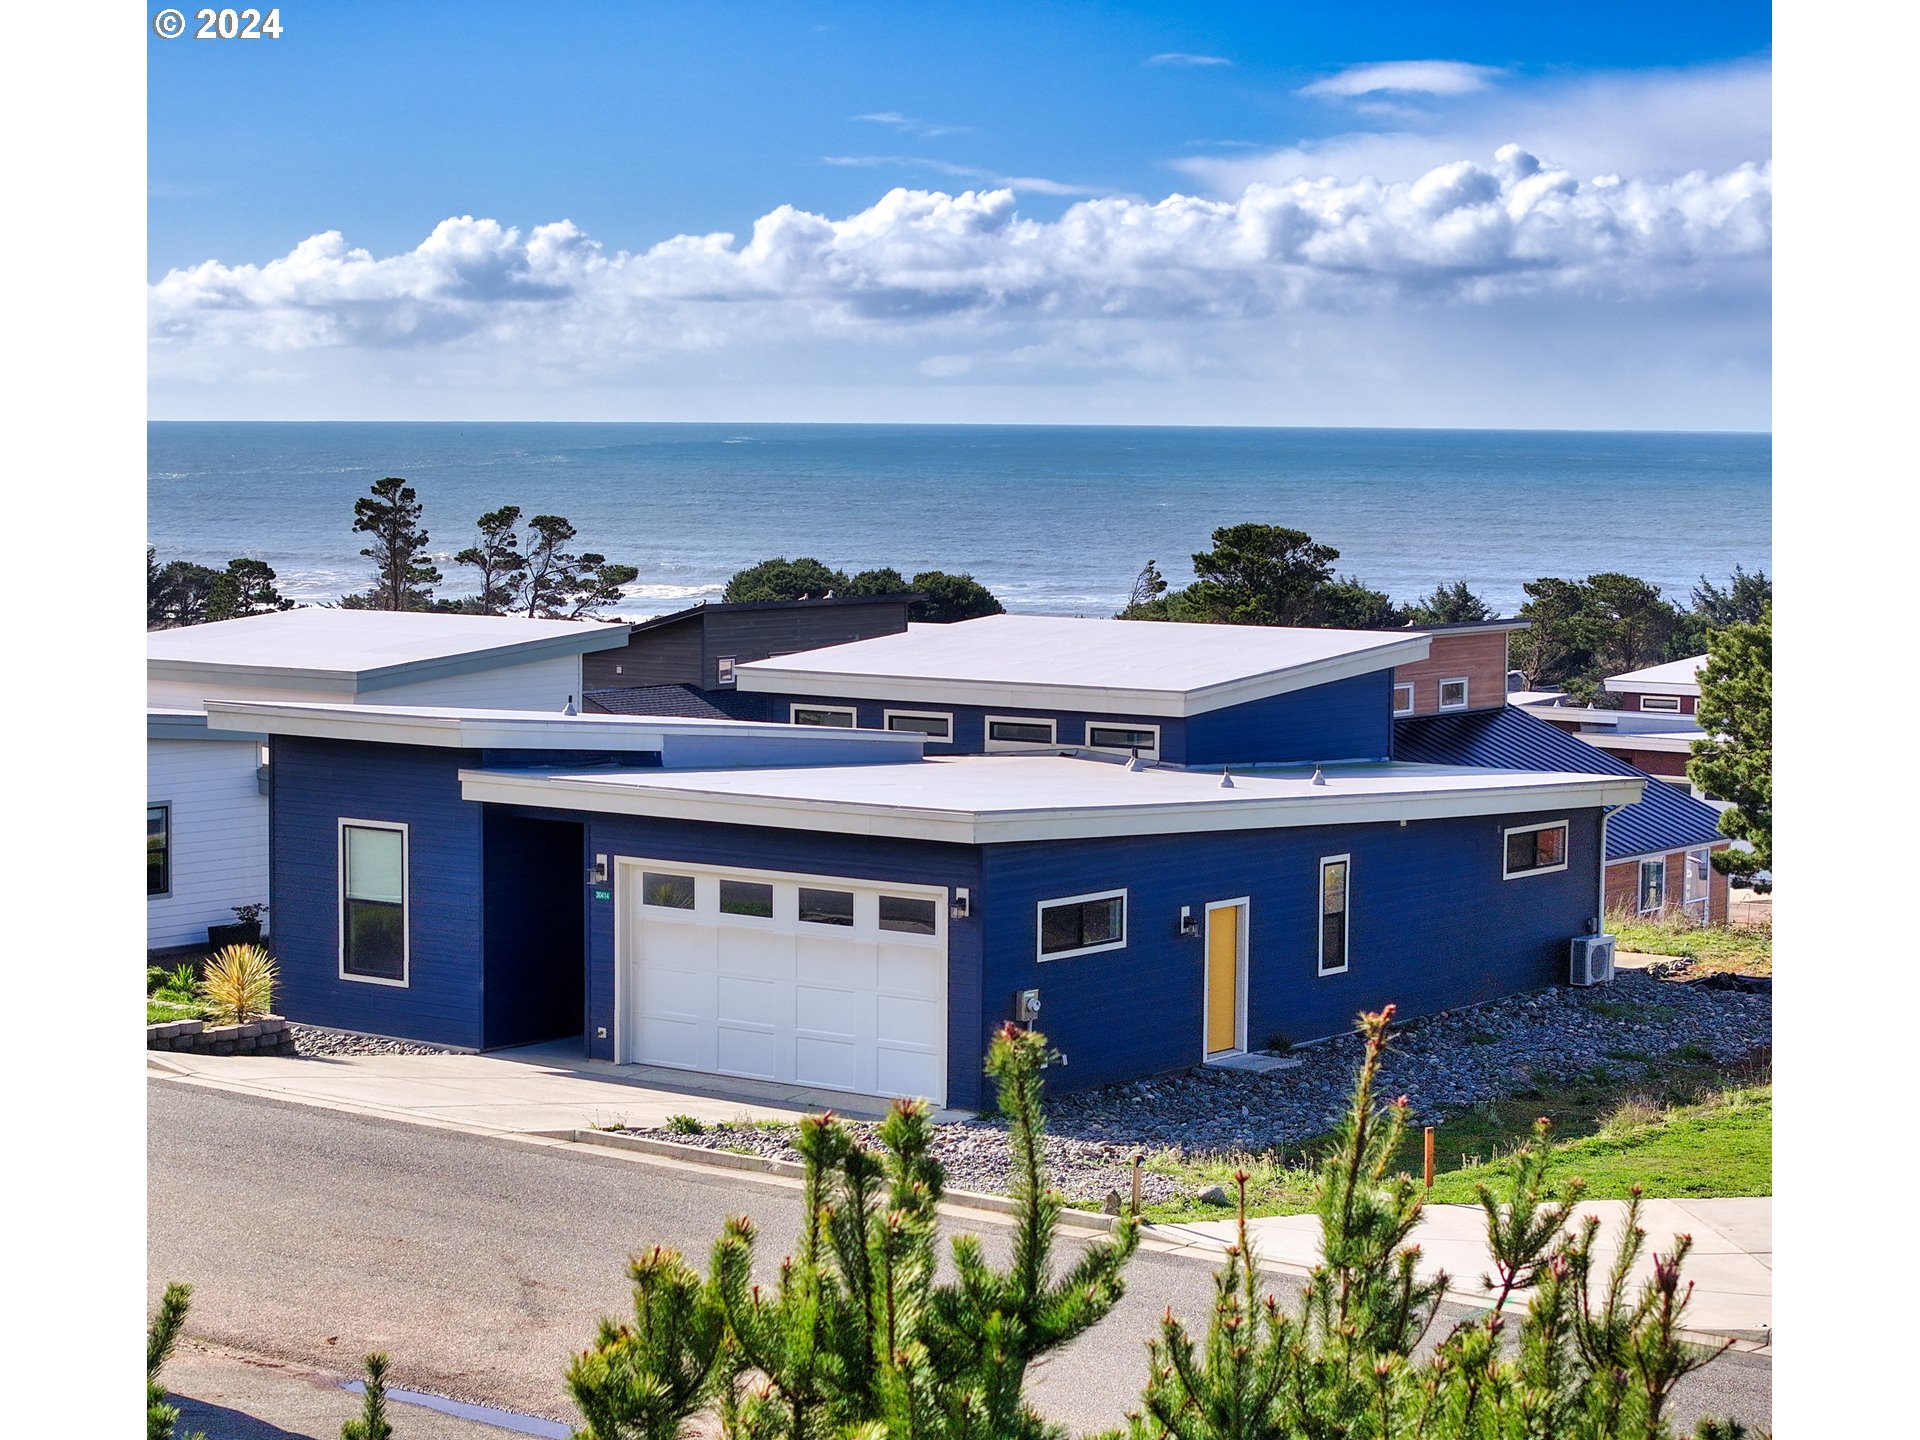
[[147, 1036, 937, 1135]]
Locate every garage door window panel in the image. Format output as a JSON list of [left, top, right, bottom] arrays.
[[878, 895, 939, 935], [642, 872, 697, 909], [719, 879, 776, 918]]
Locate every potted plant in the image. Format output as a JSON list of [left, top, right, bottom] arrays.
[[206, 903, 267, 951]]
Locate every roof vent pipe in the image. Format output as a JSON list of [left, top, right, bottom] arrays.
[[1126, 748, 1144, 772], [561, 695, 578, 716], [1219, 770, 1235, 789], [1310, 765, 1326, 786]]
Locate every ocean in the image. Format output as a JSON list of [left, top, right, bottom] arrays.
[[146, 423, 1770, 619]]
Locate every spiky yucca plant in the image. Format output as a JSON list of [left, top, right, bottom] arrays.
[[197, 943, 278, 1024]]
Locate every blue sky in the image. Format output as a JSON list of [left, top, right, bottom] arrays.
[[148, 2, 1773, 427]]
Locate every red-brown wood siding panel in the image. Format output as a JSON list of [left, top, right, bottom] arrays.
[[1392, 632, 1511, 715]]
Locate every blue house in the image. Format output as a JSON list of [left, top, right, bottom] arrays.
[[213, 616, 1644, 1113]]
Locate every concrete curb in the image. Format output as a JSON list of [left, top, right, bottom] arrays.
[[560, 1127, 1123, 1232]]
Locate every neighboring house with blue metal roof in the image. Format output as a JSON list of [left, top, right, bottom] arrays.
[[214, 613, 1652, 1112], [147, 609, 631, 951], [1396, 704, 1730, 924]]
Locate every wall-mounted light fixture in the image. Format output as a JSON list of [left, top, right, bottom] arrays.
[[950, 886, 971, 920], [592, 853, 609, 884], [1179, 905, 1199, 938]]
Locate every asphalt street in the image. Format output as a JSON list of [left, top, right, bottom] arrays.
[[149, 1081, 1770, 1436]]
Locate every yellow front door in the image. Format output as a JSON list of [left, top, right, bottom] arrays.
[[1206, 904, 1243, 1055]]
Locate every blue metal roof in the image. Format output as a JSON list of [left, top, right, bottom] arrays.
[[1395, 707, 1726, 862]]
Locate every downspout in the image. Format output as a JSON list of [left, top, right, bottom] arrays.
[[1597, 803, 1627, 933]]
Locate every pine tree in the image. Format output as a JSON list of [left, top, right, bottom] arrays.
[[148, 1281, 203, 1440], [453, 506, 529, 615], [1107, 1009, 1742, 1440], [206, 558, 295, 621], [1689, 606, 1771, 885], [341, 1353, 395, 1440], [567, 1022, 1137, 1440], [351, 477, 440, 610]]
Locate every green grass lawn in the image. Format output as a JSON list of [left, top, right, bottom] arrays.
[[146, 996, 208, 1024], [1137, 1050, 1771, 1224], [1607, 911, 1771, 977]]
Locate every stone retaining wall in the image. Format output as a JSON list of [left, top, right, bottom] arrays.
[[147, 1015, 295, 1056]]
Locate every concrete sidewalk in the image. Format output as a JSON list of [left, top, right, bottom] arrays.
[[148, 1037, 914, 1134], [1145, 1197, 1771, 1347]]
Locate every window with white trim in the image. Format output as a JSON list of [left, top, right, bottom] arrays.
[[1318, 856, 1350, 975], [1438, 677, 1470, 710], [884, 710, 953, 740], [1037, 890, 1126, 959], [1392, 683, 1414, 716], [1085, 722, 1160, 759], [147, 804, 171, 897], [715, 656, 738, 687], [1639, 694, 1682, 712], [791, 704, 857, 728], [986, 716, 1057, 750], [341, 822, 407, 983], [1503, 821, 1568, 879], [1638, 857, 1667, 912]]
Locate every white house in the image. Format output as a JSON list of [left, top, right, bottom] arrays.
[[147, 609, 630, 950]]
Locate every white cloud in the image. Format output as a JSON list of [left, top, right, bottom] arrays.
[[1147, 53, 1232, 68], [1299, 60, 1502, 98], [852, 111, 970, 138], [1185, 61, 1770, 191], [821, 155, 1108, 198], [149, 129, 1770, 426]]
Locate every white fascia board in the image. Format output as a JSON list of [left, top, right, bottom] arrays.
[[1603, 680, 1701, 700], [202, 700, 925, 755], [457, 768, 1644, 845], [147, 711, 266, 743], [1579, 732, 1699, 755], [148, 624, 630, 696], [737, 635, 1432, 718]]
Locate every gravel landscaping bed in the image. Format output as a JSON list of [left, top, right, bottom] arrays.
[[621, 972, 1769, 1206], [290, 1025, 455, 1058]]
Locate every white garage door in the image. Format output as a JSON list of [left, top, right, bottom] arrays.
[[617, 860, 949, 1106]]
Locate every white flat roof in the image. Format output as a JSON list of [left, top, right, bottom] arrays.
[[736, 614, 1431, 717], [460, 753, 1643, 844], [1605, 655, 1706, 696], [148, 608, 630, 691]]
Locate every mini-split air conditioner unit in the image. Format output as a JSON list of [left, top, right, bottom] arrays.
[[1569, 933, 1617, 987]]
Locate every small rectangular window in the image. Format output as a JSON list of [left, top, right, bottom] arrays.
[[1086, 723, 1160, 757], [719, 879, 775, 917], [341, 822, 407, 983], [1639, 858, 1667, 913], [1037, 891, 1126, 959], [1639, 694, 1682, 713], [715, 656, 738, 687], [1392, 683, 1414, 716], [798, 887, 855, 926], [147, 804, 171, 897], [1503, 822, 1569, 879], [885, 710, 952, 739], [1438, 677, 1470, 710], [642, 871, 696, 909], [878, 895, 939, 935], [792, 705, 857, 728], [987, 717, 1056, 748], [1318, 856, 1350, 975]]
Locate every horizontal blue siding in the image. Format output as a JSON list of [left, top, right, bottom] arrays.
[[980, 807, 1603, 1095], [562, 814, 989, 1109], [269, 738, 486, 1048], [1184, 672, 1394, 766], [765, 672, 1393, 767]]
